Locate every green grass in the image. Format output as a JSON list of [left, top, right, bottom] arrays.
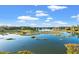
[[0, 50, 32, 54]]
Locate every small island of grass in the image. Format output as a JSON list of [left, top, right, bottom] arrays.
[[6, 38, 14, 40], [31, 36, 36, 38], [65, 44, 79, 54], [17, 50, 32, 54], [0, 50, 32, 54]]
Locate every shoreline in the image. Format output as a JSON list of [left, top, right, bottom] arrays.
[[0, 34, 24, 39]]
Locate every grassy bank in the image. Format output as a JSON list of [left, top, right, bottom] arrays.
[[65, 44, 79, 54], [0, 50, 32, 54]]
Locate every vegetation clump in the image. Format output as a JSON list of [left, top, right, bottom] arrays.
[[0, 50, 32, 54], [17, 50, 32, 54], [0, 52, 11, 54], [65, 44, 79, 54], [6, 38, 14, 40], [31, 36, 36, 38]]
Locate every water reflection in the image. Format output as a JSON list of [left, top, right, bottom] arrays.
[[0, 33, 79, 54]]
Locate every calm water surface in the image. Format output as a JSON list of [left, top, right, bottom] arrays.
[[0, 33, 79, 54]]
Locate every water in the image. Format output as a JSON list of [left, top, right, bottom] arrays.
[[0, 33, 79, 54]]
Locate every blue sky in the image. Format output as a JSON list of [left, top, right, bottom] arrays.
[[0, 5, 79, 27]]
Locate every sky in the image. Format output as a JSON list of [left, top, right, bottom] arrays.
[[0, 5, 79, 27]]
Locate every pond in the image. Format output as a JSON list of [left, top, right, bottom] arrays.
[[0, 33, 79, 54]]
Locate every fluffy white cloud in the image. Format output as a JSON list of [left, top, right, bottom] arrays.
[[30, 23, 37, 27], [0, 23, 18, 27], [47, 17, 53, 20], [36, 10, 43, 13], [71, 14, 79, 21], [43, 23, 51, 27], [36, 13, 48, 17], [48, 5, 67, 11], [43, 20, 68, 27], [35, 10, 48, 16], [0, 24, 11, 26], [45, 19, 50, 22], [17, 20, 26, 23], [54, 21, 68, 25], [45, 17, 53, 22], [17, 16, 39, 20]]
